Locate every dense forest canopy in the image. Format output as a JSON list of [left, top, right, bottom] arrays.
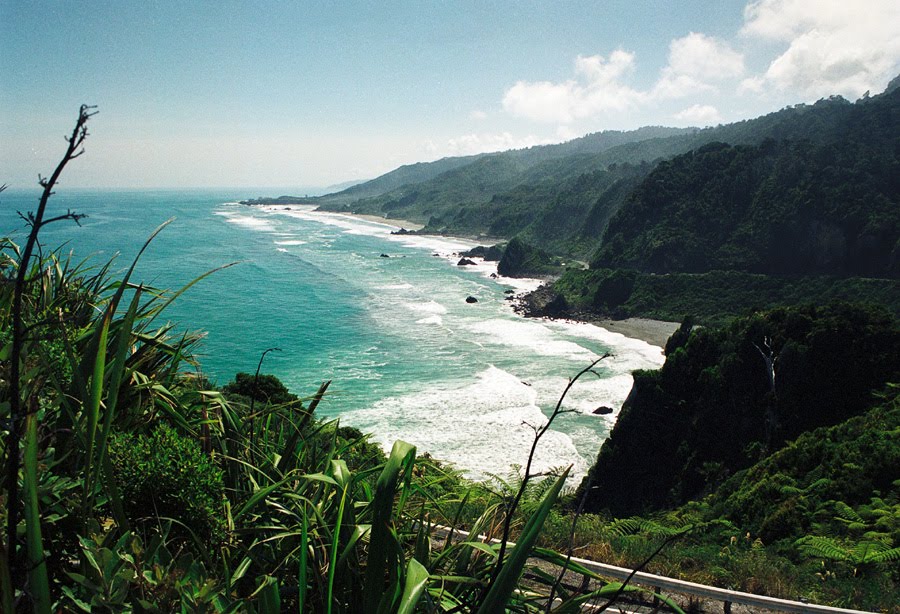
[[593, 134, 899, 276], [578, 303, 900, 517]]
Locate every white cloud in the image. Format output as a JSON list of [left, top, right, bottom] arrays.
[[740, 0, 900, 99], [673, 104, 723, 126], [555, 125, 579, 141], [654, 33, 744, 98], [738, 75, 766, 94], [501, 35, 744, 125], [502, 51, 644, 124], [469, 109, 488, 120]]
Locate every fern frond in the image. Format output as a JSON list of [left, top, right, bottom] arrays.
[[608, 517, 686, 538], [866, 546, 900, 563], [833, 501, 865, 525], [795, 536, 851, 561]]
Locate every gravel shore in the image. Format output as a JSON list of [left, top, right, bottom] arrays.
[[513, 282, 680, 348]]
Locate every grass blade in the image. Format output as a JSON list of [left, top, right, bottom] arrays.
[[326, 472, 351, 614], [396, 558, 429, 614], [81, 306, 111, 518], [362, 440, 416, 614], [257, 575, 281, 613], [23, 412, 51, 614], [298, 510, 309, 612]]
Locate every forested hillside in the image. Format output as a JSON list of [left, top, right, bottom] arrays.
[[313, 126, 689, 247], [578, 303, 900, 517], [594, 94, 899, 277], [305, 86, 899, 270]]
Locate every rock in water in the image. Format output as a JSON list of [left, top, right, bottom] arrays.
[[465, 296, 478, 303], [457, 258, 477, 266], [593, 406, 614, 415]]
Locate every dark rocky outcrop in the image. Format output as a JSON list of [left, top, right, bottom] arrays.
[[465, 296, 478, 303], [457, 258, 477, 266], [461, 245, 505, 262], [497, 238, 561, 278], [513, 284, 570, 318]]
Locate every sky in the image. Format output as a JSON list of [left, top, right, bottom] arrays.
[[2, 0, 898, 190]]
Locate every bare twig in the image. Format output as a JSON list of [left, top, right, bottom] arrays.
[[5, 105, 96, 588], [489, 353, 612, 584], [591, 534, 680, 613], [248, 347, 281, 448]]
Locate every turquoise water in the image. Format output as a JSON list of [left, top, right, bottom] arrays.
[[1, 189, 663, 479]]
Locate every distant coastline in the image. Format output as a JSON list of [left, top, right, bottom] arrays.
[[327, 208, 679, 348], [247, 199, 679, 348]]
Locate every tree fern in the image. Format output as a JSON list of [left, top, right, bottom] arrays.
[[608, 517, 691, 538], [796, 536, 853, 561], [833, 500, 865, 525], [797, 535, 900, 567]]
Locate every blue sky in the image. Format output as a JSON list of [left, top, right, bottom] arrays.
[[2, 1, 898, 189]]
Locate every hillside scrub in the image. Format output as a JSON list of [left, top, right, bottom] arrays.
[[593, 104, 899, 277], [551, 268, 900, 324]]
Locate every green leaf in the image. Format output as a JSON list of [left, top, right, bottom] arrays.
[[362, 440, 417, 614], [297, 512, 309, 613], [257, 576, 281, 614], [326, 472, 351, 614], [23, 413, 52, 614], [81, 306, 111, 517], [230, 557, 253, 584], [396, 559, 429, 614]]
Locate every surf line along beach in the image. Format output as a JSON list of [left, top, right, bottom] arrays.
[[225, 202, 674, 481]]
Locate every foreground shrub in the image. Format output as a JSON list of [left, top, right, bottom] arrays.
[[109, 423, 225, 543]]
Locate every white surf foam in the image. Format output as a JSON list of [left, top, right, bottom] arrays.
[[542, 319, 666, 366], [415, 315, 443, 326], [405, 300, 448, 315], [340, 366, 589, 481], [226, 215, 276, 231], [275, 239, 306, 246], [465, 318, 599, 363]]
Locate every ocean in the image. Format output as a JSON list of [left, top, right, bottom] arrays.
[[1, 188, 664, 480]]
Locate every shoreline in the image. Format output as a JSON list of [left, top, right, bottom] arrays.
[[337, 210, 679, 349], [335, 210, 507, 245], [572, 316, 679, 349], [335, 211, 426, 231], [268, 204, 678, 349], [511, 281, 680, 348]]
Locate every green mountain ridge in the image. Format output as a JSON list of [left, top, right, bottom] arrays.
[[594, 97, 899, 277], [299, 85, 899, 279]]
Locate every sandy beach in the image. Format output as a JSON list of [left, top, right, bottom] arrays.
[[590, 317, 680, 348], [337, 210, 512, 244], [336, 211, 425, 231]]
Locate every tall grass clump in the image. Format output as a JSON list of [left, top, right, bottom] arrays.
[[1, 107, 679, 612]]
